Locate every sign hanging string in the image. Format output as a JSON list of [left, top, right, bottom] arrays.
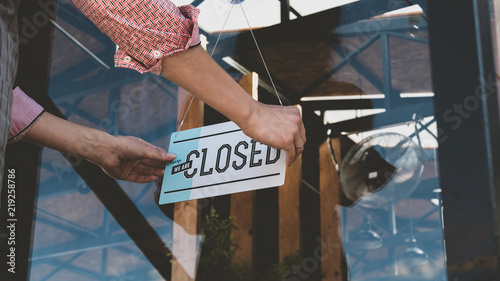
[[177, 2, 283, 132], [239, 4, 283, 106]]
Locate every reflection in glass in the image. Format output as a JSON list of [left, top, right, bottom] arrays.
[[338, 117, 445, 280], [349, 217, 382, 250], [340, 132, 425, 208], [398, 238, 429, 267], [320, 4, 448, 276], [340, 190, 446, 280]]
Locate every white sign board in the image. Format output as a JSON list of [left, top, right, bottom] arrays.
[[158, 121, 286, 205]]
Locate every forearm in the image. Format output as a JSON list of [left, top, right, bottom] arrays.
[[160, 45, 258, 129], [23, 112, 114, 165]]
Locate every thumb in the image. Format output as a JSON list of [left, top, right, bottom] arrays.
[[141, 142, 176, 162], [126, 136, 175, 161]]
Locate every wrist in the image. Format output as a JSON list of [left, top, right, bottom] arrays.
[[231, 94, 260, 129], [75, 128, 116, 166]]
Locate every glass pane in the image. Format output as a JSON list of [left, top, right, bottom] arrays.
[[27, 0, 447, 280], [321, 2, 446, 281]]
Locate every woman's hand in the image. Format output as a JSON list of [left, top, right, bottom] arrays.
[[95, 135, 176, 183], [240, 102, 306, 165]]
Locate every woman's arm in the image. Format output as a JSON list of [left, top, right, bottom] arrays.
[[23, 112, 175, 183], [161, 45, 306, 165]]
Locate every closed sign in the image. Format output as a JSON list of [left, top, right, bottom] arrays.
[[158, 121, 286, 205]]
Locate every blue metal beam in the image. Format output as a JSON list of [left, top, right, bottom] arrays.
[[51, 19, 111, 70], [62, 98, 85, 119], [299, 33, 381, 97], [31, 224, 173, 260], [35, 208, 100, 238], [331, 44, 386, 94], [302, 98, 386, 111], [326, 99, 434, 133], [335, 16, 428, 36], [49, 70, 145, 103], [100, 248, 108, 280], [381, 32, 393, 109], [387, 31, 429, 44], [107, 88, 121, 135], [49, 51, 110, 88], [137, 119, 177, 142], [42, 258, 102, 280], [39, 252, 86, 281], [58, 102, 103, 125], [57, 3, 112, 44], [149, 75, 179, 101], [338, 0, 426, 27]]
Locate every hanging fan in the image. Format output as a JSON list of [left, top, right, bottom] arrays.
[[339, 131, 425, 208]]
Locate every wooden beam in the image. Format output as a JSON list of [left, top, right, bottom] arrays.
[[278, 104, 303, 262], [238, 72, 259, 100], [279, 152, 302, 261], [230, 191, 256, 266], [171, 88, 204, 281], [230, 72, 258, 267], [319, 139, 344, 281]]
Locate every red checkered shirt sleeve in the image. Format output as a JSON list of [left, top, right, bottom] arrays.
[[73, 0, 201, 75], [8, 87, 45, 143]]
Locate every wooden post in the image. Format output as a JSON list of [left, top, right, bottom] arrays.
[[230, 72, 258, 267], [319, 139, 344, 281], [238, 72, 259, 101], [171, 87, 204, 281], [279, 108, 303, 262]]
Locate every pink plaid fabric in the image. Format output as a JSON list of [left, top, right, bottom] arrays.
[[8, 87, 44, 143], [73, 0, 201, 75]]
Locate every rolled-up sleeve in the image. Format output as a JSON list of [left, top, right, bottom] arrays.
[[8, 87, 44, 143], [73, 0, 200, 75]]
